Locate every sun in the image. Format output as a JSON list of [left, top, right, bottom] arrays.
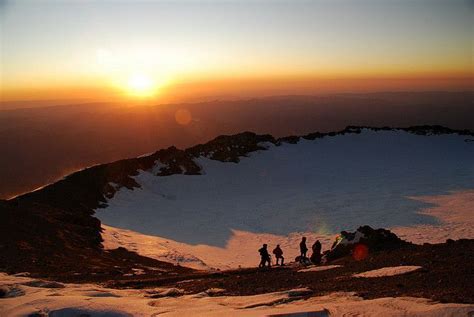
[[126, 73, 156, 97]]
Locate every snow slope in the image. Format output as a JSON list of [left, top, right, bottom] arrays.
[[1, 273, 473, 317], [102, 189, 474, 270], [353, 266, 422, 278], [392, 190, 474, 244], [101, 225, 335, 270], [97, 130, 474, 268]]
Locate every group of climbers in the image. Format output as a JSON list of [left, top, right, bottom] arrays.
[[258, 237, 322, 268]]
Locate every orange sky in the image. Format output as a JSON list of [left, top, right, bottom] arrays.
[[1, 1, 473, 103]]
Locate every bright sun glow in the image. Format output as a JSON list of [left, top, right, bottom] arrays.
[[126, 73, 156, 97]]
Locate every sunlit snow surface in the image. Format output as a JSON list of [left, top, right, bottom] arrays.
[[97, 130, 474, 247], [2, 273, 473, 317]]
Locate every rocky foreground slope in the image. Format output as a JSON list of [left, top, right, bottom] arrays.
[[106, 239, 474, 304]]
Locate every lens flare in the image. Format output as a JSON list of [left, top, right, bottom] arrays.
[[353, 243, 369, 261], [175, 109, 192, 125]]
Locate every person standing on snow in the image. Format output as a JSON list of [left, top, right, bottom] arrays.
[[310, 240, 322, 264], [300, 237, 308, 260], [258, 244, 271, 268], [272, 244, 284, 266]]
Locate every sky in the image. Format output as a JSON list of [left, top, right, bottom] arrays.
[[1, 0, 473, 102]]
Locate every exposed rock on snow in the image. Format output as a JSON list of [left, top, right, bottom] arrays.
[[286, 288, 314, 297], [266, 310, 329, 317], [192, 288, 227, 298], [324, 226, 409, 262], [239, 288, 315, 309], [147, 288, 185, 298], [354, 266, 423, 278], [204, 288, 226, 296], [0, 284, 25, 298], [81, 290, 122, 298], [48, 308, 132, 317], [22, 280, 65, 288]]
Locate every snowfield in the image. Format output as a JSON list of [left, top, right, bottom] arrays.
[[101, 189, 474, 270], [353, 266, 422, 278], [97, 130, 474, 270], [1, 273, 473, 317]]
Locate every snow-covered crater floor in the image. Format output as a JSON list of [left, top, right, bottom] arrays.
[[97, 130, 474, 269]]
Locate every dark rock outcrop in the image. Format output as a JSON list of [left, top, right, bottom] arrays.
[[187, 131, 276, 162], [324, 226, 411, 262], [0, 199, 194, 278]]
